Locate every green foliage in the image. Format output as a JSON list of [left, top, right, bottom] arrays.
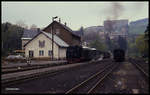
[[129, 25, 147, 34], [89, 39, 108, 51], [127, 39, 140, 57], [144, 25, 149, 43], [135, 34, 148, 57], [127, 25, 149, 58], [127, 24, 148, 58], [2, 22, 24, 57]]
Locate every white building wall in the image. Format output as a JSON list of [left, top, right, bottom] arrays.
[[25, 33, 66, 59], [58, 47, 66, 59], [22, 39, 31, 50]]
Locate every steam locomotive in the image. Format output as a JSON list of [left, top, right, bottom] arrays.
[[66, 45, 110, 63], [113, 48, 125, 62]]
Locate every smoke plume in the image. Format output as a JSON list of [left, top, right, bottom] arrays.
[[106, 2, 124, 20]]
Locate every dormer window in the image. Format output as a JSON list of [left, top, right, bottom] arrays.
[[39, 40, 45, 48]]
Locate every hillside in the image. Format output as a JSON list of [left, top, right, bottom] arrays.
[[84, 26, 104, 34], [130, 18, 148, 26], [83, 18, 148, 35], [129, 18, 148, 34]]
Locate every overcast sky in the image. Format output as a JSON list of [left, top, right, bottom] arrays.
[[2, 1, 149, 30]]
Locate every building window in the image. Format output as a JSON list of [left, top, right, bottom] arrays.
[[39, 40, 45, 48], [39, 50, 44, 56], [29, 50, 34, 58], [48, 50, 52, 56]]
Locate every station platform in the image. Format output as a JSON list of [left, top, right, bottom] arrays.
[[2, 60, 95, 81], [2, 60, 67, 69]]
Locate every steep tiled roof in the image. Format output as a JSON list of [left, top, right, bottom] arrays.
[[24, 31, 69, 47], [22, 29, 40, 38], [42, 32, 69, 47], [43, 21, 81, 38]]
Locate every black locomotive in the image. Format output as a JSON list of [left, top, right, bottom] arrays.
[[66, 45, 110, 63], [113, 49, 125, 62]]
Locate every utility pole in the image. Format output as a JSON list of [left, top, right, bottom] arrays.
[[52, 16, 58, 60]]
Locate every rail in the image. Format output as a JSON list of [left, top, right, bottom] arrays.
[[131, 60, 149, 77], [2, 60, 101, 87], [65, 62, 119, 94]]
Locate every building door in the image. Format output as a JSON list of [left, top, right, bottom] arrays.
[[29, 51, 34, 58]]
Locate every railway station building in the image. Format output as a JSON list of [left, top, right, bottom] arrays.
[[21, 20, 82, 50], [21, 19, 82, 60], [24, 31, 69, 60], [21, 29, 41, 50], [43, 20, 81, 46]]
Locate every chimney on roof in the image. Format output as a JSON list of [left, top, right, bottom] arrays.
[[59, 18, 61, 23], [64, 22, 67, 26]]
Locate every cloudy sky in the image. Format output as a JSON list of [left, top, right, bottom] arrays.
[[2, 1, 149, 30]]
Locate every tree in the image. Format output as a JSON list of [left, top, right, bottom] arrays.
[[144, 25, 149, 43], [89, 39, 108, 51], [2, 22, 24, 57], [16, 20, 28, 29], [135, 34, 148, 57], [127, 39, 140, 57]]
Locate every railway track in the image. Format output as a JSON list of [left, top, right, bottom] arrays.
[[129, 59, 149, 78], [65, 62, 120, 94], [2, 65, 49, 74], [2, 60, 103, 87], [2, 59, 110, 74], [2, 62, 66, 74], [2, 69, 66, 87]]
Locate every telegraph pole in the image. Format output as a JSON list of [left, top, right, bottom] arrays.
[[52, 16, 58, 60]]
